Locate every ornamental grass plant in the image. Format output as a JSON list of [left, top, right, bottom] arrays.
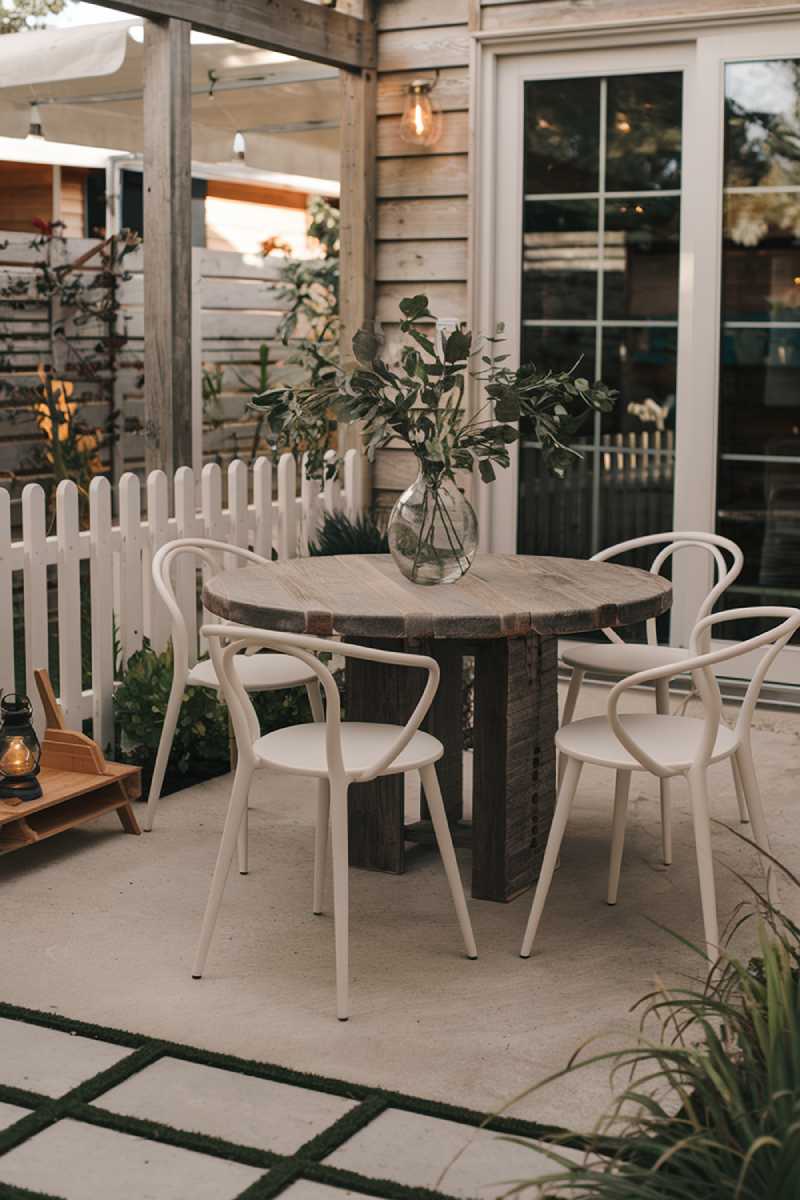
[[506, 838, 800, 1199]]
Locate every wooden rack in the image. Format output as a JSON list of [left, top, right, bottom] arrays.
[[0, 671, 141, 856]]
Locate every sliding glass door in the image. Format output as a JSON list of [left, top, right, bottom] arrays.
[[715, 58, 800, 648], [484, 21, 800, 683]]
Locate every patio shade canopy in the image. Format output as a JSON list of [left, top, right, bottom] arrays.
[[0, 19, 341, 180]]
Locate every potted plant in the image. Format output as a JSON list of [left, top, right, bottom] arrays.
[[251, 295, 615, 584]]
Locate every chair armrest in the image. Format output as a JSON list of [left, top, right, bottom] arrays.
[[201, 624, 441, 783]]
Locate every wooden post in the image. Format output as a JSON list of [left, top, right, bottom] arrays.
[[472, 634, 559, 902], [143, 17, 193, 475], [338, 1, 376, 500]]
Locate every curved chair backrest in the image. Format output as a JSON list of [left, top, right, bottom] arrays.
[[203, 623, 440, 786], [591, 531, 743, 648], [152, 538, 270, 676], [607, 606, 800, 776]]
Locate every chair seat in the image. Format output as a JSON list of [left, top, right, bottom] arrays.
[[188, 652, 317, 692], [559, 639, 689, 676], [254, 722, 443, 778], [556, 713, 738, 772]]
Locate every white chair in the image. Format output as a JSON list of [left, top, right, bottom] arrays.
[[559, 532, 745, 866], [522, 606, 800, 963], [192, 624, 478, 1021], [145, 540, 323, 863]]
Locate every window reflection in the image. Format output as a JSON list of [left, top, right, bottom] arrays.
[[724, 59, 800, 188], [524, 77, 600, 194], [606, 74, 682, 191], [523, 200, 598, 320], [601, 328, 678, 437], [604, 197, 680, 320], [718, 59, 800, 642], [723, 195, 800, 321], [720, 329, 800, 456]]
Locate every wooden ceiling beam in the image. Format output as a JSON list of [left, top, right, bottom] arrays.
[[96, 0, 375, 70]]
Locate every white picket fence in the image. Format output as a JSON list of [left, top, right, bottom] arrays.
[[0, 449, 364, 749]]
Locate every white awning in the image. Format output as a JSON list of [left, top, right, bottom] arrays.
[[0, 19, 140, 88], [0, 21, 341, 181]]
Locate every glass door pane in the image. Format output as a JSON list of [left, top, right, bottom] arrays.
[[517, 71, 683, 565], [716, 59, 800, 642]]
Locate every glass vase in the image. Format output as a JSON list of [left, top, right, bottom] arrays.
[[388, 471, 478, 585]]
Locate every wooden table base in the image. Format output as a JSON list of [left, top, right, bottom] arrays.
[[344, 634, 558, 902]]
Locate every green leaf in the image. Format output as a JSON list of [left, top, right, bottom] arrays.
[[444, 328, 471, 363], [399, 294, 431, 321], [352, 326, 380, 366], [408, 328, 437, 356], [478, 459, 496, 483], [494, 395, 520, 422]]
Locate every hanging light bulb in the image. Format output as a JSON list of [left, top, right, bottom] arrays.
[[399, 78, 442, 148], [27, 102, 43, 140], [232, 130, 246, 161]]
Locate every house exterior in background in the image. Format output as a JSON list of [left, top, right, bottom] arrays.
[[373, 0, 800, 683], [0, 153, 332, 254]]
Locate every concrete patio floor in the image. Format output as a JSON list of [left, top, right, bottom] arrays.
[[1, 682, 799, 1176]]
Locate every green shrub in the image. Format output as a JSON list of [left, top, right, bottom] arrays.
[[310, 510, 388, 556], [114, 640, 311, 795], [510, 842, 800, 1198]]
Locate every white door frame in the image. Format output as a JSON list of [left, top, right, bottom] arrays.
[[471, 8, 800, 680]]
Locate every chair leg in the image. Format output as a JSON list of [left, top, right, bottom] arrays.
[[607, 770, 631, 906], [420, 764, 477, 959], [655, 679, 673, 866], [558, 668, 584, 787], [192, 760, 254, 979], [307, 680, 324, 723], [520, 757, 583, 958], [226, 706, 248, 876], [237, 804, 249, 875], [686, 767, 719, 960], [329, 781, 350, 1021], [313, 778, 330, 916], [142, 674, 185, 832], [730, 755, 750, 825], [733, 744, 777, 909]]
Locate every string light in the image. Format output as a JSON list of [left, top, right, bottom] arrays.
[[400, 76, 442, 148], [232, 130, 246, 161], [27, 102, 43, 140]]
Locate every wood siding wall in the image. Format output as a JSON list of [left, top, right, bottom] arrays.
[[372, 0, 786, 509], [0, 164, 53, 234]]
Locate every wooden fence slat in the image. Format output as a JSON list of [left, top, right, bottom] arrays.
[[323, 448, 342, 517], [252, 456, 273, 560], [144, 470, 170, 653], [89, 476, 114, 751], [199, 462, 225, 644], [21, 484, 48, 734], [174, 466, 199, 666], [118, 473, 144, 667], [301, 452, 320, 553], [277, 453, 297, 560], [201, 462, 225, 543], [0, 487, 13, 693], [55, 480, 82, 729], [344, 448, 362, 522], [228, 459, 249, 557]]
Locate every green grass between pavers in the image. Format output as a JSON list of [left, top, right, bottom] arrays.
[[0, 1000, 600, 1200]]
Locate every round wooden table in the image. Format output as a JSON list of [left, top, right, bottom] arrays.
[[204, 553, 671, 902]]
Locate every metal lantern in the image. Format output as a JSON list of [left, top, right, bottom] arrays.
[[0, 693, 42, 803]]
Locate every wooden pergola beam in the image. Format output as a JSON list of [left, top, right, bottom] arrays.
[[143, 17, 192, 475], [96, 0, 375, 70]]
